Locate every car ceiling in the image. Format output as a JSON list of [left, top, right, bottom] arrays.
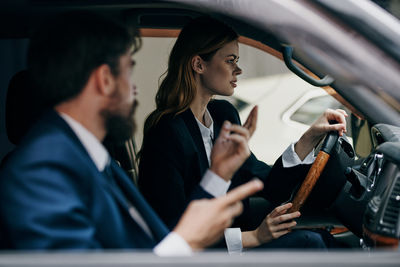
[[0, 1, 278, 43]]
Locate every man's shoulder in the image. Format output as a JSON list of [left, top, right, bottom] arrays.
[[4, 113, 90, 172], [0, 124, 97, 200]]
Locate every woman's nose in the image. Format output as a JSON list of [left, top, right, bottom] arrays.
[[235, 65, 242, 76]]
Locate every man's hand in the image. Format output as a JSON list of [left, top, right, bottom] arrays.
[[242, 203, 300, 248], [174, 179, 263, 250], [210, 121, 251, 181], [295, 108, 348, 160]]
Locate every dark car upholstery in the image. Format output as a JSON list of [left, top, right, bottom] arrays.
[[5, 70, 43, 146]]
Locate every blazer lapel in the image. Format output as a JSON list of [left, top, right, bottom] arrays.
[[180, 109, 209, 175], [45, 110, 97, 163], [109, 161, 169, 242], [212, 118, 221, 145], [207, 101, 224, 144]]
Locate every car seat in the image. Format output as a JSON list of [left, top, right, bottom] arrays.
[[5, 70, 43, 147]]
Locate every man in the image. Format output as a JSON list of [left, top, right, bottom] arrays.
[[0, 12, 263, 255]]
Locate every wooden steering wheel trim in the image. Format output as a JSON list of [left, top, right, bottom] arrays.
[[288, 132, 339, 213], [287, 150, 331, 213]]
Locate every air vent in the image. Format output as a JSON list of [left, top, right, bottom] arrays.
[[382, 176, 400, 229]]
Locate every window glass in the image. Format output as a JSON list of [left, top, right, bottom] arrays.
[[290, 95, 343, 125]]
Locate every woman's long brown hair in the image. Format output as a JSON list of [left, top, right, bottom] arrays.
[[143, 16, 238, 136]]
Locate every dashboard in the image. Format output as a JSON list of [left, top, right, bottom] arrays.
[[362, 124, 400, 247], [332, 124, 400, 247]]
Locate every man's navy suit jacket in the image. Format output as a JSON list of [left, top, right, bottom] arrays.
[[0, 110, 169, 249], [139, 100, 311, 230]]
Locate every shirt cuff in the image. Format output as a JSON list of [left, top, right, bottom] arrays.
[[282, 142, 316, 168], [224, 228, 243, 254], [200, 169, 231, 197], [153, 232, 193, 256]]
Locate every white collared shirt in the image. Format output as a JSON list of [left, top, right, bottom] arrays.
[[195, 109, 232, 196], [195, 108, 214, 166], [58, 112, 192, 256]]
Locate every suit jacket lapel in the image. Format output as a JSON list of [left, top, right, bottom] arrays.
[[180, 109, 209, 176], [47, 110, 169, 243], [45, 110, 98, 162], [212, 117, 221, 145], [109, 161, 169, 242], [207, 101, 224, 144]]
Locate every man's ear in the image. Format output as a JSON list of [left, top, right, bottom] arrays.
[[191, 55, 205, 74], [93, 64, 116, 96]]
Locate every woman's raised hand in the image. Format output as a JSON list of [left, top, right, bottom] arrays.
[[243, 105, 258, 138], [210, 121, 251, 181]]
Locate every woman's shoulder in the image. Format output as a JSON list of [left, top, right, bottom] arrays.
[[208, 99, 240, 124], [145, 112, 186, 141], [141, 112, 189, 157], [152, 112, 184, 131], [208, 99, 236, 111]]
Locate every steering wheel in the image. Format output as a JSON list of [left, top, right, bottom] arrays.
[[287, 131, 339, 213]]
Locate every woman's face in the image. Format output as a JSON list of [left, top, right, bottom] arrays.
[[200, 40, 242, 96]]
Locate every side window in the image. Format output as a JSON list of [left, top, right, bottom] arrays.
[[133, 37, 176, 148], [287, 93, 344, 126]]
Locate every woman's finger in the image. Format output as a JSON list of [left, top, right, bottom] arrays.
[[268, 203, 292, 218], [228, 124, 251, 140], [216, 121, 232, 140], [243, 106, 258, 137], [270, 211, 301, 225], [325, 109, 347, 127], [271, 229, 290, 239], [335, 109, 348, 117], [225, 134, 250, 156], [272, 220, 297, 232], [325, 123, 346, 136]]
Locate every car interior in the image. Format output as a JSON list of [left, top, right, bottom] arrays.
[[0, 0, 399, 265]]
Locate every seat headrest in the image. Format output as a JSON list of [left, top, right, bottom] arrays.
[[5, 70, 43, 145]]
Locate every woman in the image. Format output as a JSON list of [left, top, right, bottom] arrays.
[[139, 16, 347, 250]]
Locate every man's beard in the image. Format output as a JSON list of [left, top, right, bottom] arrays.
[[102, 99, 138, 145]]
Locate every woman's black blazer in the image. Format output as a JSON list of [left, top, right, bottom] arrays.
[[139, 100, 310, 230]]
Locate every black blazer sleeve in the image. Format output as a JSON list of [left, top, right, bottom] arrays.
[[138, 119, 211, 230]]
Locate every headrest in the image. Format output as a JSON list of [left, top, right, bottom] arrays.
[[5, 70, 43, 145]]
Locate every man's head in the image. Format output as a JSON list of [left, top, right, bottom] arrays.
[[28, 11, 141, 143]]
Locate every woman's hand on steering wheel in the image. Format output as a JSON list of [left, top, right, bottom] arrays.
[[295, 108, 348, 160], [288, 109, 348, 213]]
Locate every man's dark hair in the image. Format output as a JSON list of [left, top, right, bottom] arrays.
[[28, 11, 141, 108]]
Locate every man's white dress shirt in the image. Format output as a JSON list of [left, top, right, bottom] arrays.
[[59, 112, 193, 256]]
